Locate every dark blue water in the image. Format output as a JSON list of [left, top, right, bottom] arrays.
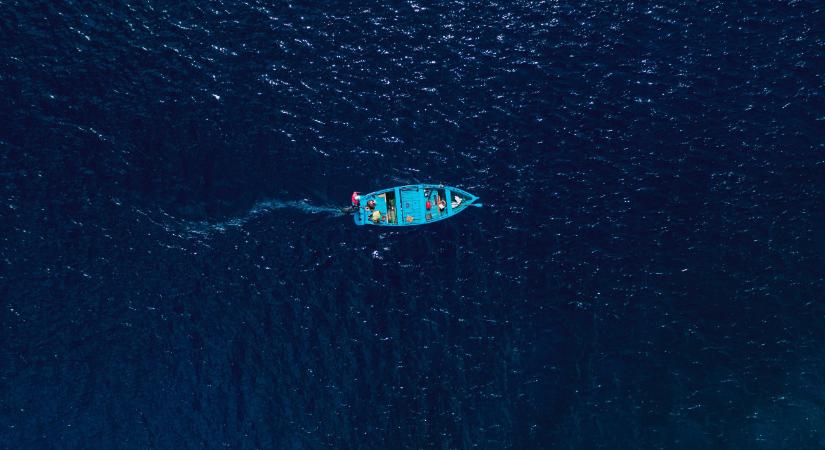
[[2, 1, 824, 448]]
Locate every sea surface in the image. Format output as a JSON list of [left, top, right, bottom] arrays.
[[2, 1, 824, 448]]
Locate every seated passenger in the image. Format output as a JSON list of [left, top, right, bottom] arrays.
[[371, 210, 381, 223], [451, 196, 462, 208], [436, 193, 446, 212], [365, 199, 377, 211]]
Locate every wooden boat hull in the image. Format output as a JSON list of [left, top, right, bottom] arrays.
[[353, 184, 479, 227]]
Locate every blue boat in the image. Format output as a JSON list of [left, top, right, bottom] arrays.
[[349, 184, 481, 226]]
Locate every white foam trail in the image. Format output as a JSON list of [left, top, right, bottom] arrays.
[[249, 199, 342, 216], [185, 199, 342, 236]]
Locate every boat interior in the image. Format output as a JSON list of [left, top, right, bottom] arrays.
[[362, 185, 473, 226], [364, 190, 396, 225], [422, 187, 447, 222]]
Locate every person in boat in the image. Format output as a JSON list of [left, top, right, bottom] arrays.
[[341, 191, 362, 214], [365, 199, 377, 211], [435, 193, 447, 212], [370, 210, 381, 223], [451, 195, 462, 208]]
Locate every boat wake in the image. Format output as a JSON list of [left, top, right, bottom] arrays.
[[182, 199, 343, 236]]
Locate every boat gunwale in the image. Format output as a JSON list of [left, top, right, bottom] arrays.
[[355, 184, 478, 227]]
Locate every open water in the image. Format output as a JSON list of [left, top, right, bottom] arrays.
[[2, 1, 824, 448]]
